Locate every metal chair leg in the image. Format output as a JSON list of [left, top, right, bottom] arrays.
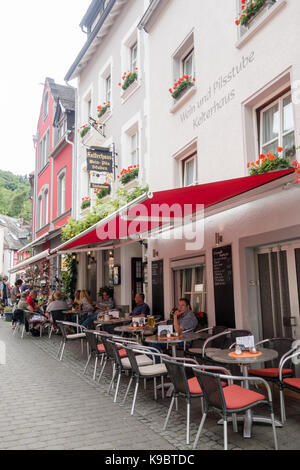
[[271, 412, 279, 450], [186, 401, 191, 445], [114, 373, 121, 403], [93, 356, 98, 381], [83, 354, 92, 375], [56, 340, 63, 358], [59, 341, 66, 361], [21, 324, 25, 339], [280, 389, 286, 424], [224, 419, 228, 451], [131, 380, 139, 415], [193, 413, 207, 450], [161, 376, 164, 399], [154, 377, 157, 400], [108, 365, 116, 395], [163, 396, 175, 431], [122, 376, 133, 405], [232, 413, 238, 433], [98, 358, 107, 383]]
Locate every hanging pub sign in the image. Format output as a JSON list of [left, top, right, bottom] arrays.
[[88, 116, 105, 136], [90, 183, 111, 190], [86, 147, 113, 174]]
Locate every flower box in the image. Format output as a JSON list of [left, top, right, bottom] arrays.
[[169, 75, 196, 101], [247, 147, 300, 183], [81, 198, 91, 210], [97, 103, 111, 118], [236, 0, 276, 28], [117, 166, 139, 185]]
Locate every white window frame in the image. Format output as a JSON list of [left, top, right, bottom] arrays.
[[130, 42, 138, 72], [43, 189, 49, 227], [37, 196, 43, 230], [105, 75, 112, 104], [182, 154, 196, 187], [57, 170, 66, 217], [260, 91, 295, 157], [182, 48, 194, 78], [130, 130, 139, 166]]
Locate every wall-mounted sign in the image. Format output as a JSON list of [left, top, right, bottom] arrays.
[[87, 148, 113, 173], [88, 116, 105, 136], [213, 245, 235, 328], [90, 183, 111, 190]]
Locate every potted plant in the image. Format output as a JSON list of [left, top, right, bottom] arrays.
[[81, 197, 91, 210], [247, 147, 294, 175], [95, 185, 111, 200], [97, 102, 111, 118], [235, 0, 275, 27], [117, 165, 139, 185], [118, 68, 138, 91], [4, 306, 13, 322], [169, 75, 196, 100], [78, 124, 91, 138], [196, 311, 208, 328]]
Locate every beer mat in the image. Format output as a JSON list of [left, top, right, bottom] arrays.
[[228, 351, 262, 358], [158, 335, 182, 340]]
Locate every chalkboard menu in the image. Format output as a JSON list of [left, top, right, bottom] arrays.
[[213, 245, 236, 328], [152, 260, 164, 319]]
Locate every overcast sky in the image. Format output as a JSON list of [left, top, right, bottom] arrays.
[[0, 0, 91, 177]]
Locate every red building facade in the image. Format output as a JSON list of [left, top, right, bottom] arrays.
[[31, 78, 75, 288]]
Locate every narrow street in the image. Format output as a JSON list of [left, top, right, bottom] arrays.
[[1, 319, 300, 451]]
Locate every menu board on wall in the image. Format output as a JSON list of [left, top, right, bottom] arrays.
[[213, 245, 236, 328], [152, 260, 164, 319]]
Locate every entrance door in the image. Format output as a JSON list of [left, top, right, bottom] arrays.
[[257, 243, 300, 340], [131, 258, 143, 308]]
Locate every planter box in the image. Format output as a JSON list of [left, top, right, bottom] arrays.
[[241, 0, 276, 31]]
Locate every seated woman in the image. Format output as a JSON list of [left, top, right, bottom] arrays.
[[26, 290, 45, 336], [71, 290, 94, 326], [72, 290, 81, 310], [46, 290, 71, 333], [12, 292, 29, 329], [81, 288, 115, 328]]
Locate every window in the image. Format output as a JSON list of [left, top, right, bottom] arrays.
[[43, 190, 49, 227], [182, 154, 196, 187], [131, 131, 139, 165], [37, 196, 42, 230], [57, 172, 66, 217], [39, 129, 50, 171], [58, 118, 67, 141], [173, 263, 206, 314], [130, 43, 138, 72], [106, 75, 111, 103], [43, 92, 49, 120], [182, 49, 194, 77], [87, 99, 92, 119], [260, 93, 295, 157]]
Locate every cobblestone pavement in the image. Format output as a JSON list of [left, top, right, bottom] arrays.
[[0, 319, 300, 450]]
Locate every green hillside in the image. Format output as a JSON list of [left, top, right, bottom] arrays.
[[0, 170, 32, 221]]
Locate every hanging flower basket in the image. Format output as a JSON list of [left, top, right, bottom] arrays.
[[169, 75, 196, 100], [118, 69, 138, 91], [97, 102, 111, 118]]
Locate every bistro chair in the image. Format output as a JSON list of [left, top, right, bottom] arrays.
[[56, 321, 87, 361], [192, 368, 278, 451], [106, 338, 154, 403], [48, 310, 65, 339], [83, 330, 106, 380], [279, 346, 300, 424], [120, 343, 168, 416], [26, 310, 47, 338], [12, 310, 27, 339], [187, 326, 229, 358], [248, 338, 294, 385]]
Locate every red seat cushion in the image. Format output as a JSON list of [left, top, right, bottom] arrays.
[[97, 344, 122, 353], [118, 348, 127, 358], [283, 378, 300, 390], [249, 368, 293, 378], [223, 385, 266, 410], [188, 377, 203, 395]]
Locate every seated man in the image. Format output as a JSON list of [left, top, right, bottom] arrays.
[[81, 288, 115, 328], [130, 293, 150, 318], [173, 298, 198, 334], [148, 298, 197, 359]]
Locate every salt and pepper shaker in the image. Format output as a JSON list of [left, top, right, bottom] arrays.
[[235, 344, 242, 355]]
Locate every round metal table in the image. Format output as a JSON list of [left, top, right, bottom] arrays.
[[95, 318, 129, 329], [205, 348, 282, 438], [114, 325, 155, 340], [145, 332, 201, 357]]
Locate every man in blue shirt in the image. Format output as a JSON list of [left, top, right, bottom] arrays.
[[131, 293, 150, 317]]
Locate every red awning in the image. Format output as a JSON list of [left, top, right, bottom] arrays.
[[54, 169, 294, 253]]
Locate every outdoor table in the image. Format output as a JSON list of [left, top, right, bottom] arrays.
[[145, 332, 201, 357], [114, 324, 155, 340], [205, 347, 282, 438], [95, 318, 129, 329]]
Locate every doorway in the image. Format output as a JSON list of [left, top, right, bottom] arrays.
[[131, 258, 143, 308], [256, 242, 300, 340]]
